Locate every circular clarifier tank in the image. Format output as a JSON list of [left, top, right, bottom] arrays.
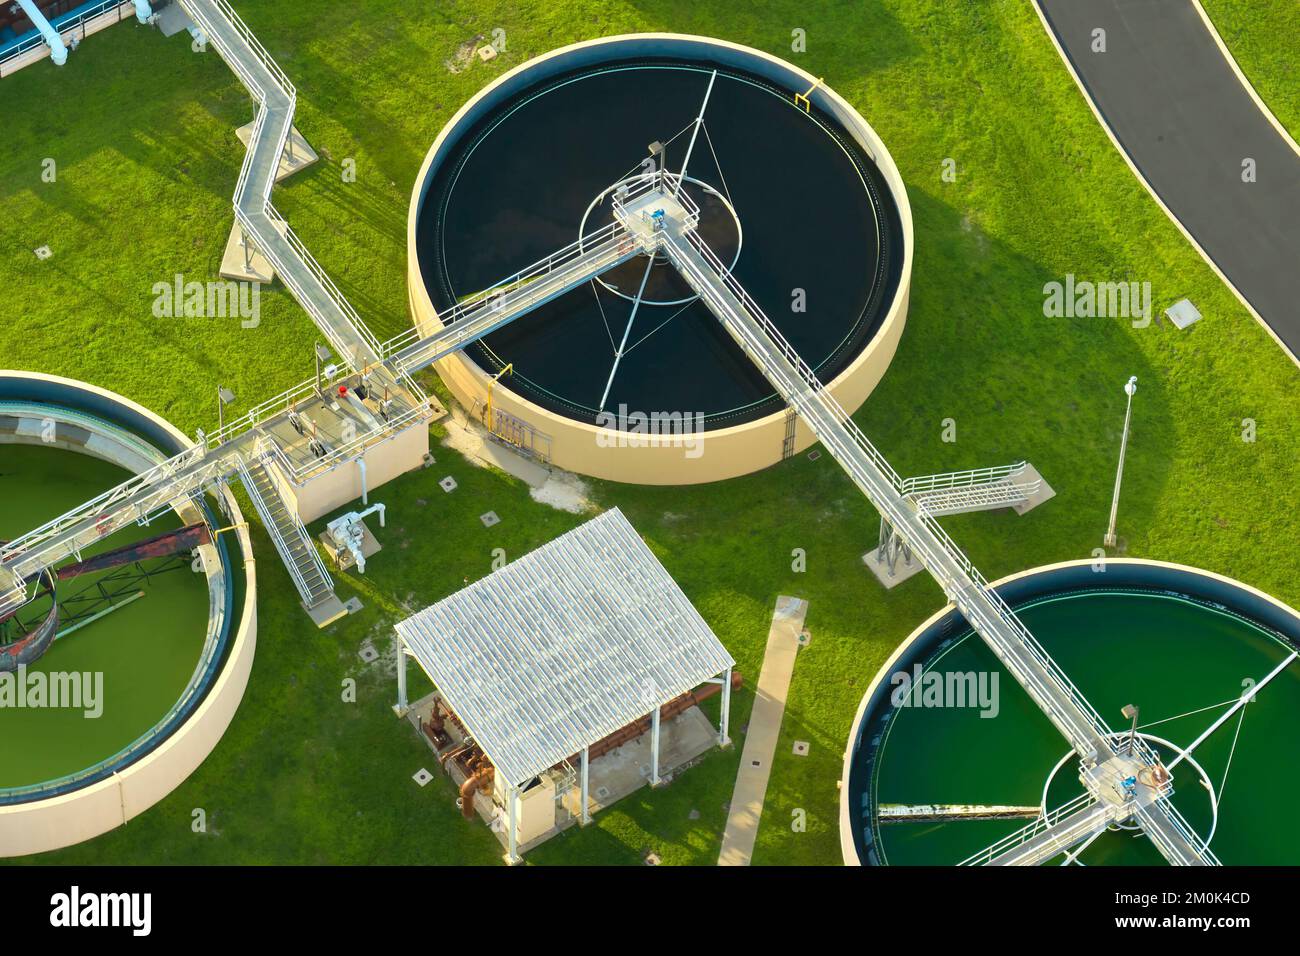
[[409, 34, 913, 483], [840, 560, 1300, 866], [0, 373, 257, 856]]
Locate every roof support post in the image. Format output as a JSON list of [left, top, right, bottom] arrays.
[[506, 784, 520, 864], [650, 705, 662, 787], [580, 746, 591, 825], [719, 667, 732, 748], [394, 640, 408, 716]]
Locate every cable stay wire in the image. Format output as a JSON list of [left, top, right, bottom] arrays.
[[1137, 697, 1238, 732], [622, 300, 697, 355], [1216, 704, 1249, 804], [589, 279, 618, 354], [701, 120, 735, 209]]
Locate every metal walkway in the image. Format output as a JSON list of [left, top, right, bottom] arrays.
[[657, 224, 1115, 762], [1, 1, 628, 618], [380, 220, 644, 375], [611, 183, 1216, 866], [180, 0, 384, 369]]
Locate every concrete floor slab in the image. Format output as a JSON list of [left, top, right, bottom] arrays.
[[559, 707, 718, 821], [718, 595, 807, 866]]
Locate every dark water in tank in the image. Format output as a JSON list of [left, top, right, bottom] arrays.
[[416, 60, 903, 428]]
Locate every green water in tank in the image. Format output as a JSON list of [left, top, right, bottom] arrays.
[[870, 590, 1300, 865], [0, 444, 210, 790]]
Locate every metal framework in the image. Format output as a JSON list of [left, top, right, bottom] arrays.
[[394, 508, 734, 862]]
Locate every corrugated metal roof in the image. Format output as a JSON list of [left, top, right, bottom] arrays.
[[394, 507, 734, 788]]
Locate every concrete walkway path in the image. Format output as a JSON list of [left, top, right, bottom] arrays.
[[718, 595, 807, 866]]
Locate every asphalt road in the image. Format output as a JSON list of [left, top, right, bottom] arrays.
[[1039, 0, 1300, 363]]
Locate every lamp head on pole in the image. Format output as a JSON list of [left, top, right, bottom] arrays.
[[1124, 376, 1138, 397], [217, 386, 236, 407]]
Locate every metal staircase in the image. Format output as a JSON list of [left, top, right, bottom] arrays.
[[238, 456, 334, 610], [903, 462, 1041, 516]]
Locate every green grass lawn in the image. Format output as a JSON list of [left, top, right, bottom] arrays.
[[1200, 0, 1300, 139], [3, 0, 1298, 866]]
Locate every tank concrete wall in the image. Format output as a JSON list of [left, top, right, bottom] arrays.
[[407, 34, 914, 485], [838, 557, 1300, 865], [0, 372, 257, 858]]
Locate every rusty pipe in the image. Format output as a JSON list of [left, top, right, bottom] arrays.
[[459, 762, 494, 819], [439, 741, 472, 769]]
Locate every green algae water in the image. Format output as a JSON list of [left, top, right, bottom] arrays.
[[0, 444, 210, 790], [869, 590, 1300, 865]]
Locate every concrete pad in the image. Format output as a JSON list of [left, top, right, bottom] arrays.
[[862, 547, 926, 588], [236, 122, 320, 182], [406, 689, 718, 859], [1164, 297, 1202, 330], [442, 415, 551, 488], [156, 3, 195, 37], [559, 706, 718, 822], [1012, 463, 1057, 515], [718, 595, 808, 866], [305, 593, 350, 628], [319, 521, 382, 572], [220, 222, 275, 284]]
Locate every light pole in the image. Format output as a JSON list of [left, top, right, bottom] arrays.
[[217, 386, 235, 434], [1121, 703, 1139, 756], [1104, 376, 1138, 548]]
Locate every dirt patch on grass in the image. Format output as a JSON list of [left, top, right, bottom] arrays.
[[530, 472, 594, 514]]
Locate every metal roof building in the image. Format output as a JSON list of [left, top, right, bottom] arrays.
[[393, 507, 734, 861]]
